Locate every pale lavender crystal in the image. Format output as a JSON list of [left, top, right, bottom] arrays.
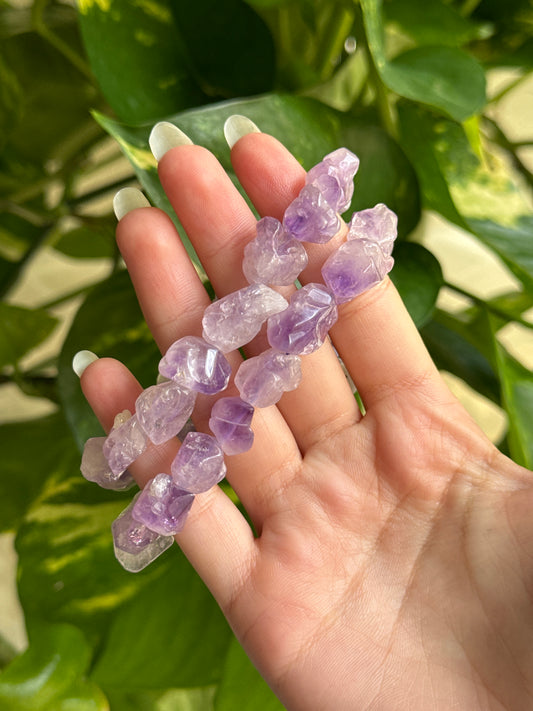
[[81, 436, 134, 490], [267, 283, 338, 355], [112, 495, 173, 572], [321, 238, 394, 304], [243, 217, 308, 286], [283, 184, 341, 244], [202, 284, 288, 352], [235, 349, 302, 408], [135, 380, 196, 445], [158, 336, 231, 395], [103, 414, 148, 476], [306, 148, 359, 213], [171, 432, 226, 493], [209, 397, 254, 455], [132, 473, 194, 536], [347, 203, 397, 256]]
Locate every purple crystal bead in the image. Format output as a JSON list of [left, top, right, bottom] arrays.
[[132, 473, 194, 536], [235, 349, 302, 408], [283, 184, 341, 244], [243, 216, 308, 286], [112, 495, 173, 573], [171, 432, 226, 493], [135, 380, 196, 445], [347, 203, 398, 256], [321, 239, 394, 304], [81, 436, 134, 490], [306, 148, 359, 213], [267, 283, 338, 355], [103, 414, 148, 476], [202, 284, 288, 353], [158, 336, 231, 395], [209, 397, 254, 455]]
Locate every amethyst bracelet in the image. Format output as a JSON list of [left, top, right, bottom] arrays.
[[80, 147, 398, 572]]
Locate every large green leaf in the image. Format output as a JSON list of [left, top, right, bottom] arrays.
[[397, 103, 533, 292], [360, 0, 486, 121], [58, 269, 161, 450], [0, 623, 107, 711], [0, 303, 58, 369], [389, 242, 443, 327], [105, 686, 215, 711], [214, 638, 284, 710], [92, 558, 231, 690], [94, 93, 421, 240], [77, 0, 204, 123]]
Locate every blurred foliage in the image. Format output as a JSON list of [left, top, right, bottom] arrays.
[[0, 0, 532, 707]]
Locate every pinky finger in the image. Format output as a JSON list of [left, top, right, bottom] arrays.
[[79, 355, 256, 611]]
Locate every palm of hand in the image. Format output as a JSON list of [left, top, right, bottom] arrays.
[[82, 129, 533, 710]]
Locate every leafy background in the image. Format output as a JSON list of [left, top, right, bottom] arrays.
[[0, 0, 532, 708]]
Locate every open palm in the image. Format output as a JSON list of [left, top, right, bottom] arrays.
[[81, 126, 533, 710]]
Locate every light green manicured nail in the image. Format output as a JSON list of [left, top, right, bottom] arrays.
[[149, 121, 193, 161], [72, 350, 99, 377], [223, 115, 261, 149], [113, 187, 150, 220]]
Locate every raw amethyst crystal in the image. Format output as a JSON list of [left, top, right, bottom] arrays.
[[267, 283, 338, 355], [158, 336, 231, 395], [103, 413, 148, 476], [81, 436, 134, 490], [283, 184, 341, 244], [235, 349, 302, 408], [135, 380, 196, 445], [171, 431, 226, 493], [321, 239, 394, 304], [132, 473, 194, 536], [243, 216, 308, 286], [347, 203, 397, 256], [209, 397, 254, 455], [306, 148, 359, 213], [112, 495, 173, 572], [202, 284, 288, 352]]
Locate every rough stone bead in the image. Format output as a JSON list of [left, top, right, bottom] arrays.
[[202, 284, 288, 353], [267, 283, 338, 355], [306, 148, 359, 213], [81, 436, 134, 490], [112, 495, 173, 573], [321, 239, 394, 304], [235, 349, 302, 408], [171, 432, 226, 493], [103, 414, 148, 476], [209, 397, 254, 455], [158, 336, 231, 395], [243, 216, 308, 286], [347, 203, 397, 256], [132, 473, 194, 536], [135, 380, 196, 445], [283, 184, 341, 244]]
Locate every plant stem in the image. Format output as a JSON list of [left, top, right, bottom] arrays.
[[459, 0, 482, 17], [314, 4, 355, 82], [489, 72, 529, 104], [444, 281, 533, 330], [483, 117, 533, 194]]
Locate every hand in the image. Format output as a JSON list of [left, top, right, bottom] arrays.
[[80, 123, 533, 710]]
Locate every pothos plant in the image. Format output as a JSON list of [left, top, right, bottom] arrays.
[[0, 0, 532, 708]]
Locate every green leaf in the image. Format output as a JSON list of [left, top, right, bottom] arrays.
[[0, 623, 107, 711], [94, 93, 420, 242], [58, 269, 160, 450], [51, 225, 116, 260], [105, 686, 216, 711], [0, 51, 23, 153], [92, 558, 231, 690], [0, 303, 58, 369], [77, 0, 205, 123], [389, 242, 443, 327], [214, 638, 284, 710], [169, 0, 275, 97], [360, 0, 486, 121], [397, 103, 533, 292]]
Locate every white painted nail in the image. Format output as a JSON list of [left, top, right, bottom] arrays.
[[72, 350, 99, 377], [149, 121, 193, 161], [223, 115, 261, 149], [113, 187, 150, 220]]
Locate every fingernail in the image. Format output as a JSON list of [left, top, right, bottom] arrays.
[[113, 187, 150, 220], [149, 121, 193, 161], [224, 115, 261, 149], [72, 350, 99, 377]]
